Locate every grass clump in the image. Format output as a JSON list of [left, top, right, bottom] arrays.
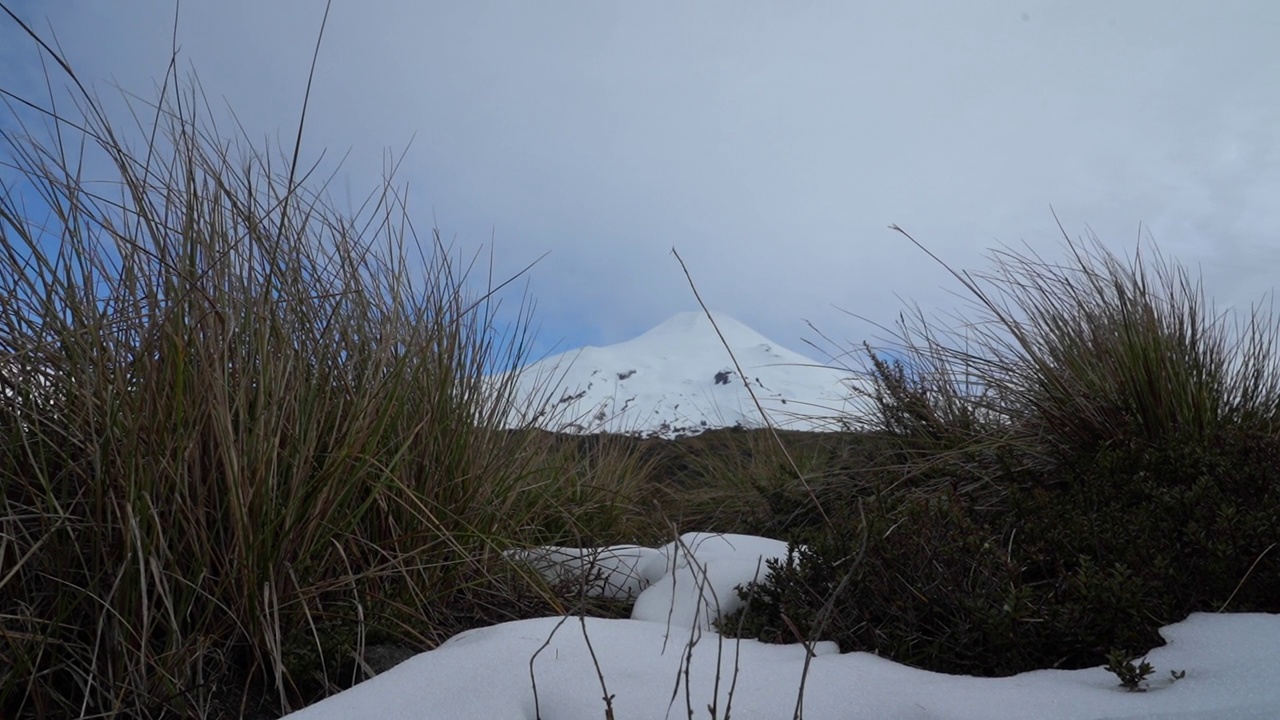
[[721, 224, 1280, 676], [0, 18, 655, 718]]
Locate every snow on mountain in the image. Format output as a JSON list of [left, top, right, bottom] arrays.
[[494, 311, 869, 438]]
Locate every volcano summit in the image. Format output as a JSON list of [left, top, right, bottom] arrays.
[[497, 311, 868, 438]]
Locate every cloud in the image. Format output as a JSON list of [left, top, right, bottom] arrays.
[[3, 1, 1278, 361]]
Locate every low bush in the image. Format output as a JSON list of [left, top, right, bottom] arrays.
[[722, 432, 1279, 676], [720, 489, 1044, 677]]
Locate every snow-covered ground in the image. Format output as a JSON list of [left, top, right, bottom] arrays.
[[286, 532, 1280, 720], [495, 311, 872, 438]]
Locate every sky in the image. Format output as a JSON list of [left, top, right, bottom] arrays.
[[283, 531, 1280, 719], [2, 2, 1279, 364]]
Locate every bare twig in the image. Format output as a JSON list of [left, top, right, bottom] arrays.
[[671, 247, 831, 529]]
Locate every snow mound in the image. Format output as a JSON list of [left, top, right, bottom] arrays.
[[288, 532, 1280, 720]]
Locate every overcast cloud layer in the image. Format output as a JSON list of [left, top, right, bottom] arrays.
[[3, 1, 1279, 363]]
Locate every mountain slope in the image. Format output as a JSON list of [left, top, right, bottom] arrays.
[[497, 311, 868, 438]]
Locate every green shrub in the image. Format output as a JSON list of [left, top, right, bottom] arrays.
[[720, 490, 1048, 677], [1015, 430, 1280, 666], [722, 441, 1278, 676], [1104, 650, 1155, 691]]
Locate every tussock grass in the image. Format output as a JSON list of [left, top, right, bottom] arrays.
[[870, 222, 1280, 473], [651, 428, 880, 536], [725, 222, 1280, 676], [0, 18, 654, 718]]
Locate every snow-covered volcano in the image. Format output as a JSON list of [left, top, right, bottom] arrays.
[[495, 311, 868, 438]]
